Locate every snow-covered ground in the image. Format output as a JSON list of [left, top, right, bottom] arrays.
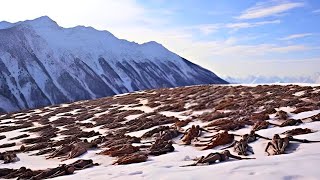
[[1, 84, 320, 180], [59, 110, 320, 180], [1, 110, 320, 180]]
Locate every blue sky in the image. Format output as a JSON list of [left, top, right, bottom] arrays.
[[136, 0, 320, 77], [0, 0, 319, 77]]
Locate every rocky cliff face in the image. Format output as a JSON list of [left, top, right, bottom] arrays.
[[0, 16, 227, 113]]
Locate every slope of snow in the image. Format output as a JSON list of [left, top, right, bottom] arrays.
[[1, 108, 320, 180]]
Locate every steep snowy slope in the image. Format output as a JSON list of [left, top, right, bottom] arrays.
[[0, 16, 227, 113]]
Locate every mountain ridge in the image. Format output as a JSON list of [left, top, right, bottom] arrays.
[[0, 16, 227, 113]]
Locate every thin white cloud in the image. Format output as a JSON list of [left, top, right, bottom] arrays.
[[198, 24, 220, 35], [268, 45, 310, 53], [163, 37, 318, 77], [237, 1, 304, 19], [312, 9, 320, 14], [279, 33, 313, 40], [208, 43, 312, 57], [190, 24, 220, 35], [189, 20, 280, 35], [226, 20, 281, 30]]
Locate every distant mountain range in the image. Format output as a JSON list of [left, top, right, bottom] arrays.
[[224, 73, 320, 84], [0, 16, 227, 113]]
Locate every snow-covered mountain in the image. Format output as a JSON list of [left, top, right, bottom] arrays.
[[0, 16, 227, 113], [225, 73, 320, 84]]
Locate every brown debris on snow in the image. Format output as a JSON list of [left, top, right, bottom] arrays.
[[0, 159, 98, 179], [0, 84, 319, 173], [280, 128, 314, 136]]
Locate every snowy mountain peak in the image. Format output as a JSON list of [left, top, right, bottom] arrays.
[[0, 16, 59, 30], [23, 16, 59, 29], [0, 16, 227, 113], [0, 21, 13, 29], [142, 41, 164, 47], [28, 16, 57, 25], [32, 15, 55, 22]]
